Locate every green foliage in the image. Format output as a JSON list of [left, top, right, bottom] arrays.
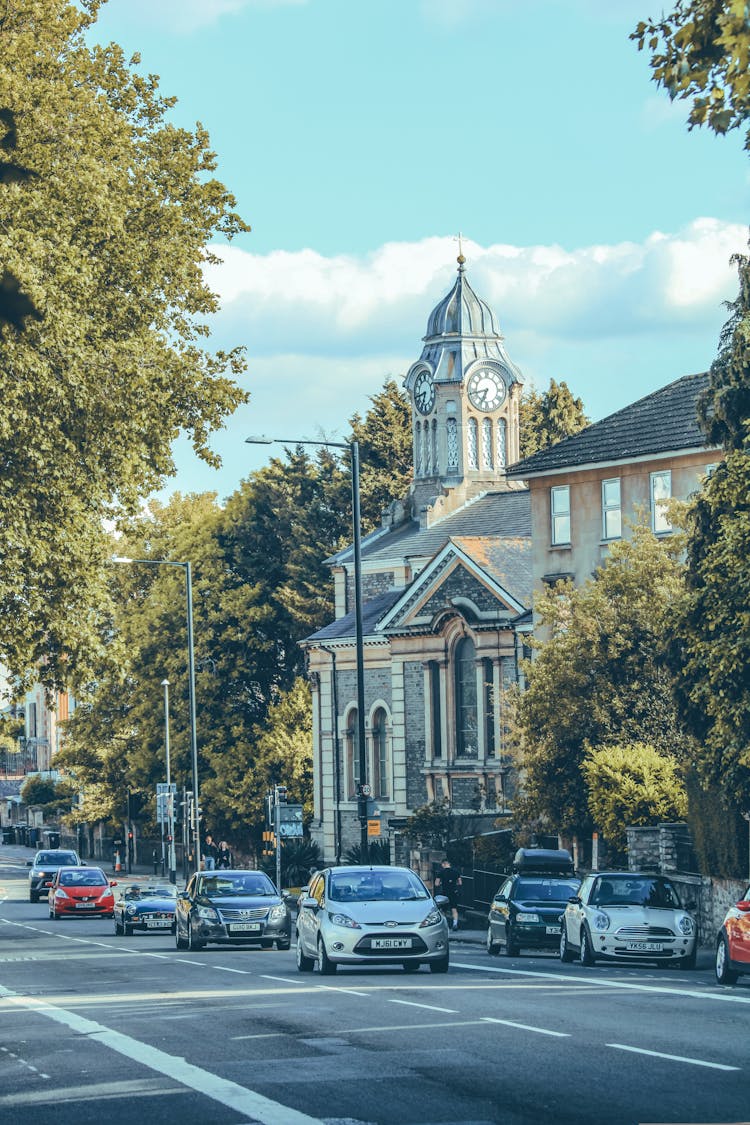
[[260, 838, 323, 888], [519, 378, 588, 459], [0, 0, 248, 691], [348, 379, 413, 532], [582, 742, 688, 851], [514, 523, 687, 837], [697, 244, 750, 451], [20, 774, 74, 809], [344, 841, 391, 865], [633, 1, 750, 150], [684, 768, 748, 877]]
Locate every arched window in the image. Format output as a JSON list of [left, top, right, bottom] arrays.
[[454, 637, 478, 758], [371, 707, 390, 799], [415, 422, 422, 476], [467, 417, 478, 469], [431, 418, 438, 475], [346, 708, 360, 798], [482, 418, 493, 469], [497, 418, 507, 468], [446, 418, 459, 472]]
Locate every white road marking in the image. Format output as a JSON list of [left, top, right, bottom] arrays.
[[388, 999, 458, 1013], [0, 983, 325, 1125], [174, 958, 204, 966], [261, 975, 302, 984], [316, 984, 369, 997], [482, 1016, 569, 1037], [212, 966, 250, 974], [607, 1042, 739, 1070]]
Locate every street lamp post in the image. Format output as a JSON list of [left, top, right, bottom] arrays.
[[112, 557, 202, 873], [246, 435, 369, 860], [162, 678, 178, 883]]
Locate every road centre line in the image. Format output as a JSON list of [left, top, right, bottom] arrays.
[[607, 1042, 739, 1071], [451, 959, 750, 1005], [388, 999, 459, 1013], [212, 966, 251, 974], [0, 982, 325, 1125], [482, 1016, 569, 1038]]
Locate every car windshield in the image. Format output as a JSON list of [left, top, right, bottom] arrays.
[[329, 870, 429, 902], [200, 874, 277, 897], [592, 876, 683, 908], [514, 878, 580, 902], [36, 853, 77, 865], [59, 870, 107, 887], [124, 886, 176, 900]]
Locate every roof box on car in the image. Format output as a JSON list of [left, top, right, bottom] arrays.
[[512, 848, 574, 874]]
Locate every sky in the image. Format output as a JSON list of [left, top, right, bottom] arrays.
[[92, 0, 749, 502]]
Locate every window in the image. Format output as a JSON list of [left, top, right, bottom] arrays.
[[346, 709, 360, 798], [454, 637, 478, 758], [467, 417, 478, 469], [551, 486, 570, 545], [415, 422, 422, 476], [650, 470, 672, 533], [447, 418, 459, 472], [601, 478, 621, 540], [431, 418, 438, 475], [430, 662, 442, 758], [497, 418, 507, 468], [371, 708, 390, 799], [483, 658, 495, 758], [482, 418, 493, 469]]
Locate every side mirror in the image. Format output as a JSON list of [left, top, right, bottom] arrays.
[[110, 880, 118, 887], [736, 900, 750, 912], [300, 896, 318, 911], [434, 894, 449, 907], [568, 895, 581, 904], [493, 894, 507, 904]]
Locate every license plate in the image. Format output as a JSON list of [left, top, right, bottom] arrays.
[[229, 923, 261, 932], [545, 925, 561, 935], [146, 919, 171, 928], [625, 941, 663, 952], [75, 903, 96, 909], [372, 937, 412, 950]]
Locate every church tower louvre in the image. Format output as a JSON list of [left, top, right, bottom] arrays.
[[404, 250, 524, 522]]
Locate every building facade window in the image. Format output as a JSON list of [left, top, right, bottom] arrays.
[[650, 470, 672, 533], [497, 418, 507, 468], [601, 477, 622, 540], [467, 417, 478, 469], [483, 658, 495, 758], [371, 707, 390, 799], [482, 418, 493, 469], [345, 708, 359, 798], [431, 419, 438, 475], [446, 418, 459, 472], [415, 422, 422, 476], [430, 662, 442, 758], [454, 636, 478, 758], [551, 485, 571, 545]]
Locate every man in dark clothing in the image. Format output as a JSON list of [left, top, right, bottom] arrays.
[[435, 858, 462, 930], [203, 835, 218, 871]]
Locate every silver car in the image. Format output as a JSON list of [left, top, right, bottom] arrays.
[[560, 871, 697, 968], [295, 865, 450, 974]]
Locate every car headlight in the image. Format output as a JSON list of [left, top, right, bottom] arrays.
[[592, 911, 610, 931], [54, 889, 69, 900], [126, 904, 137, 916], [196, 906, 220, 922], [419, 908, 444, 928], [327, 911, 361, 929], [515, 912, 540, 923], [677, 915, 694, 936], [268, 904, 287, 923]]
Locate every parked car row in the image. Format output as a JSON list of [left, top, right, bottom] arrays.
[[25, 848, 750, 987]]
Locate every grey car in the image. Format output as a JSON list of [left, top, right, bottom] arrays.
[[27, 849, 81, 902], [174, 869, 292, 951], [295, 865, 450, 974]]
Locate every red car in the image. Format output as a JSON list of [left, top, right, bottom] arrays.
[[48, 866, 116, 919], [716, 884, 750, 985]]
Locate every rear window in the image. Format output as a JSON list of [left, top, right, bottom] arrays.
[[514, 878, 580, 902]]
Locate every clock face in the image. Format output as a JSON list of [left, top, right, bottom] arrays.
[[467, 367, 506, 412], [413, 369, 435, 414]]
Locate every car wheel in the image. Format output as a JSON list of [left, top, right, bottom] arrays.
[[123, 923, 133, 936], [402, 961, 421, 972], [486, 926, 500, 956], [560, 923, 575, 963], [317, 937, 337, 975], [114, 917, 123, 935], [175, 923, 188, 950], [580, 926, 596, 966], [503, 928, 520, 957], [260, 939, 274, 949], [716, 933, 739, 985], [429, 952, 450, 973], [187, 920, 205, 952], [276, 939, 291, 951], [296, 935, 315, 972]]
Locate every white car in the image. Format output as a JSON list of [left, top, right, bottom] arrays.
[[560, 871, 697, 968], [296, 865, 450, 974]]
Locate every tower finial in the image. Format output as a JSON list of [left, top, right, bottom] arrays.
[[454, 231, 466, 271]]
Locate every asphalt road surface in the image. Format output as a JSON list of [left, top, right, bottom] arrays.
[[1, 851, 748, 1125]]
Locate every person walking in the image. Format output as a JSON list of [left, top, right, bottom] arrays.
[[203, 834, 218, 871], [435, 857, 462, 930], [217, 840, 233, 869]]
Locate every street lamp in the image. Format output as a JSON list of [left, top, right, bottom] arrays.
[[245, 435, 369, 860], [162, 678, 177, 883], [112, 556, 201, 872]]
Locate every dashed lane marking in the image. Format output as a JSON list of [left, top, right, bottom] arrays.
[[482, 1016, 569, 1038], [607, 1042, 739, 1070], [388, 999, 458, 1014]]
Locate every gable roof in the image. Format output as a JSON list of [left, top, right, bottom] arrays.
[[507, 372, 716, 478]]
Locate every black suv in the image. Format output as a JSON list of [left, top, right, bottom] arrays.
[[486, 849, 580, 957], [27, 849, 81, 902]]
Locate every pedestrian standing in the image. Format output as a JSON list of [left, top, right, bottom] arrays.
[[217, 840, 233, 869], [435, 857, 462, 930], [203, 834, 218, 871]]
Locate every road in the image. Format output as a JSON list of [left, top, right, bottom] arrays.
[[1, 852, 748, 1125]]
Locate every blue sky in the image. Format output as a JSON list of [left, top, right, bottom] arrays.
[[93, 0, 749, 500]]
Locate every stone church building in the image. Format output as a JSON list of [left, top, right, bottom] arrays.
[[302, 256, 534, 862]]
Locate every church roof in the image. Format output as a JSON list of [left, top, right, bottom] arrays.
[[425, 261, 502, 340], [507, 372, 716, 478], [306, 588, 403, 643]]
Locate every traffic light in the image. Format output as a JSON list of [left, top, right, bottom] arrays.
[[275, 785, 287, 804], [262, 830, 276, 856]]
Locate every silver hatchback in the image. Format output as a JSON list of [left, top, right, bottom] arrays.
[[295, 865, 450, 974]]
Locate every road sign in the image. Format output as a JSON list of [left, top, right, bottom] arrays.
[[367, 819, 381, 838], [276, 803, 304, 838]]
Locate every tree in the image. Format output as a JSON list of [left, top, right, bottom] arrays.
[[0, 0, 248, 691], [633, 1, 750, 150], [519, 379, 588, 459], [582, 742, 687, 853], [348, 379, 413, 532], [513, 523, 687, 837], [20, 773, 74, 809]]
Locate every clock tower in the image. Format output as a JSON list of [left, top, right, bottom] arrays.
[[405, 252, 524, 516]]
